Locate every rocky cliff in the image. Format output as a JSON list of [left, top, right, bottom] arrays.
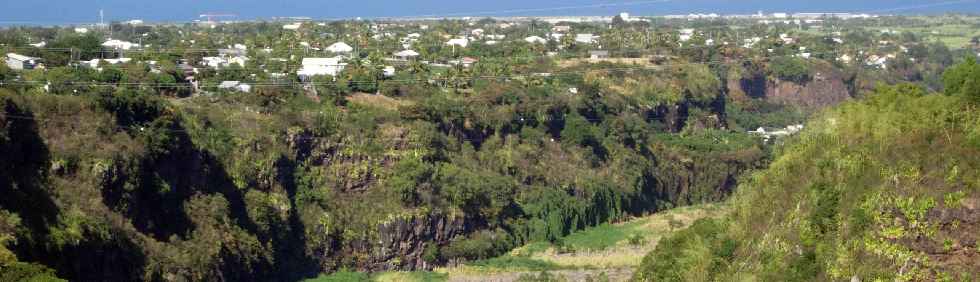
[[729, 60, 853, 111]]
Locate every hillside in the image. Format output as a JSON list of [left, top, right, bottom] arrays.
[[634, 60, 980, 281], [0, 64, 769, 281]]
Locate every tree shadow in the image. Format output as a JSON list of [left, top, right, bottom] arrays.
[[1, 97, 150, 280], [0, 97, 59, 258], [102, 118, 260, 242]]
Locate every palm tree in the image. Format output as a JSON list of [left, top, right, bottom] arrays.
[[409, 60, 430, 76]]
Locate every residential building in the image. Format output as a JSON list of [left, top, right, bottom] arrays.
[[524, 36, 547, 44], [446, 38, 469, 48], [394, 50, 420, 60], [575, 34, 598, 44], [102, 39, 140, 50], [218, 81, 251, 93], [326, 42, 354, 54], [589, 50, 610, 59], [298, 57, 347, 80], [6, 53, 40, 70]]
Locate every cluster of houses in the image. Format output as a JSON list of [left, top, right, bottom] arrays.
[[749, 124, 804, 142], [4, 11, 951, 97]]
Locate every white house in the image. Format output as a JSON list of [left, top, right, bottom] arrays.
[[74, 27, 89, 34], [104, 58, 133, 65], [383, 66, 396, 77], [394, 50, 420, 60], [575, 34, 598, 44], [524, 36, 547, 44], [679, 29, 696, 42], [779, 34, 795, 44], [446, 38, 469, 48], [218, 81, 251, 92], [589, 50, 610, 59], [82, 58, 137, 69], [866, 55, 888, 69], [298, 57, 347, 79], [283, 23, 301, 30], [6, 53, 40, 70], [326, 42, 354, 53], [201, 55, 247, 69], [102, 39, 140, 50]]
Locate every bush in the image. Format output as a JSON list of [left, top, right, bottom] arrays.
[[942, 57, 980, 104], [769, 57, 811, 84], [303, 270, 370, 282], [441, 230, 513, 261]]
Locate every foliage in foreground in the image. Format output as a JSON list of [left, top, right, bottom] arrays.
[[634, 62, 980, 281]]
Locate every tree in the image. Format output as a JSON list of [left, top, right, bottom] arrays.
[[768, 57, 811, 84], [46, 34, 103, 65], [612, 15, 626, 27], [0, 65, 11, 83], [942, 57, 980, 104], [681, 64, 722, 103]]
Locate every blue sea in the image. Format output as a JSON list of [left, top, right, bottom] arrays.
[[1, 0, 977, 25]]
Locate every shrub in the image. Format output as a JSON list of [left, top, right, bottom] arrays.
[[769, 57, 811, 84]]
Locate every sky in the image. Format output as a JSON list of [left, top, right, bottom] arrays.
[[1, 0, 978, 25]]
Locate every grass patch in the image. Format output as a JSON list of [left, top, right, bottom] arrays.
[[512, 241, 552, 257], [304, 271, 447, 282], [303, 270, 371, 282], [373, 271, 447, 282], [560, 219, 650, 252], [466, 256, 561, 272]]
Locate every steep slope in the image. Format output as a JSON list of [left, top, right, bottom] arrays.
[[728, 59, 852, 111], [0, 66, 767, 281], [634, 78, 980, 281]]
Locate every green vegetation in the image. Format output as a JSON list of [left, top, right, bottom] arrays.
[[302, 270, 448, 282], [438, 204, 726, 281], [634, 61, 980, 281], [0, 12, 977, 282], [559, 219, 651, 252], [467, 256, 561, 272], [0, 52, 767, 280], [303, 270, 371, 282], [768, 57, 811, 84]]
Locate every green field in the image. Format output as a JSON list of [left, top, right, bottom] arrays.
[[436, 204, 729, 280]]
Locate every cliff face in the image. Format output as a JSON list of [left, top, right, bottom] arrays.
[[0, 85, 764, 280], [764, 74, 850, 110], [730, 61, 852, 111], [369, 215, 468, 271]]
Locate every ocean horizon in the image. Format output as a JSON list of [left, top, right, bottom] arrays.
[[1, 0, 978, 26]]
